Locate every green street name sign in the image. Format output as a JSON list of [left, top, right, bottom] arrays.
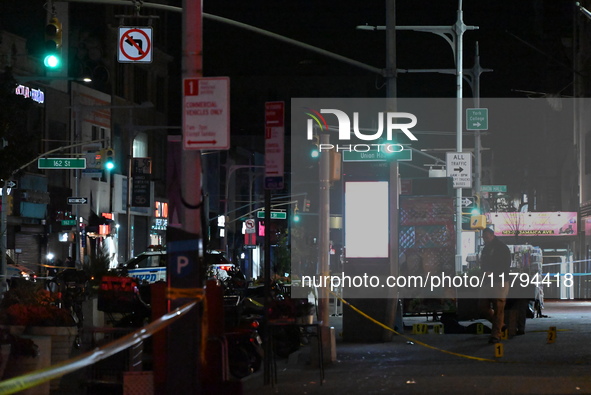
[[256, 211, 287, 219], [481, 185, 507, 192], [466, 108, 488, 130], [38, 158, 87, 169], [342, 148, 412, 162], [61, 219, 76, 226]]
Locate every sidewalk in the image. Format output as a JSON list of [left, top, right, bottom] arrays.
[[243, 300, 591, 395]]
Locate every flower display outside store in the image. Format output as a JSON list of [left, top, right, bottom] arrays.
[[0, 280, 76, 327]]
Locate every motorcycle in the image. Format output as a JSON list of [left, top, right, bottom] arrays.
[[223, 294, 264, 379]]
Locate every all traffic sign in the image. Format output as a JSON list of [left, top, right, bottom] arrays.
[[446, 152, 472, 189], [183, 77, 230, 150], [118, 27, 153, 63]]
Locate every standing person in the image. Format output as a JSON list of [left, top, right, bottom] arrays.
[[479, 227, 512, 344], [65, 256, 74, 268]]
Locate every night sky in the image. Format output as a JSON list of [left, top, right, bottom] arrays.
[[1, 0, 577, 191]]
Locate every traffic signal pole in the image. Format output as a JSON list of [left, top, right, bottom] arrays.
[[164, 0, 204, 393]]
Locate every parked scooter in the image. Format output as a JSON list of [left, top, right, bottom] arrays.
[[223, 293, 264, 379]]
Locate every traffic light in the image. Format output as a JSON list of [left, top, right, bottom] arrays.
[[43, 17, 62, 69], [470, 215, 487, 230], [303, 198, 311, 212], [293, 205, 300, 223], [310, 134, 320, 158], [104, 147, 115, 170]]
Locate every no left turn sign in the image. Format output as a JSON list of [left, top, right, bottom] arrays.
[[245, 219, 256, 234], [118, 27, 153, 63]]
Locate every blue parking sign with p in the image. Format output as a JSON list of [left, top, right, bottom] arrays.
[[167, 228, 202, 289]]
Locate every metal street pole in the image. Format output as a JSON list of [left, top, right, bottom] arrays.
[[454, 0, 465, 274], [358, 1, 477, 273], [165, 1, 203, 393], [318, 133, 330, 328], [0, 186, 7, 293], [385, 0, 399, 342]]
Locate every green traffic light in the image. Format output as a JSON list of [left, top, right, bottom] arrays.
[[105, 160, 115, 170], [43, 54, 60, 69]]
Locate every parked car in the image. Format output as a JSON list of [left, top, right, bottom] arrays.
[[0, 255, 36, 285], [124, 249, 167, 283], [7, 263, 36, 281], [123, 248, 234, 284], [205, 250, 235, 280]]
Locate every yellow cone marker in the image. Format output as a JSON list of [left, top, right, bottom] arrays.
[[501, 328, 509, 340], [547, 326, 557, 344], [494, 343, 504, 358], [476, 323, 484, 335]]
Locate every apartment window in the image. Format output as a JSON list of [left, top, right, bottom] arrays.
[[92, 125, 106, 145]]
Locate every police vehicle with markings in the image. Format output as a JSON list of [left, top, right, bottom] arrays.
[[125, 247, 234, 283]]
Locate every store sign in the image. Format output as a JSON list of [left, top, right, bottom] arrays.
[[488, 212, 578, 236], [15, 85, 44, 104]]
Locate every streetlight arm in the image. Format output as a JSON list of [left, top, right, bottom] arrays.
[[577, 2, 591, 21], [10, 139, 105, 178]]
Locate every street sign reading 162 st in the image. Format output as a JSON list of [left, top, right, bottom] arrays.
[[38, 158, 86, 169]]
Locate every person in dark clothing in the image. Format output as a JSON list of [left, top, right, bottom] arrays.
[[65, 256, 74, 268], [479, 227, 512, 343]]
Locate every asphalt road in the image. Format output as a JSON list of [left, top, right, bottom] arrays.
[[243, 300, 591, 395]]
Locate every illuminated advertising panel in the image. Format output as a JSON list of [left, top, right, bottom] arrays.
[[488, 212, 577, 236], [344, 181, 389, 258]]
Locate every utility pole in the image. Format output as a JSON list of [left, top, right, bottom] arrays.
[[318, 132, 330, 327], [384, 0, 399, 342], [163, 1, 203, 393], [360, 0, 477, 273]]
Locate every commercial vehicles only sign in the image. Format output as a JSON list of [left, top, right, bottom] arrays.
[[265, 101, 285, 189], [183, 77, 230, 150], [446, 152, 472, 189]]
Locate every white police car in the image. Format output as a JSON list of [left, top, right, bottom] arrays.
[[124, 249, 167, 283], [124, 248, 234, 283]]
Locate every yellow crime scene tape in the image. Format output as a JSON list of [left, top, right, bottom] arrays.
[[167, 287, 206, 300], [332, 291, 509, 363], [0, 301, 197, 395], [38, 263, 74, 270], [246, 297, 264, 307]]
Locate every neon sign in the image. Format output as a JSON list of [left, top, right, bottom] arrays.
[[15, 84, 44, 104]]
